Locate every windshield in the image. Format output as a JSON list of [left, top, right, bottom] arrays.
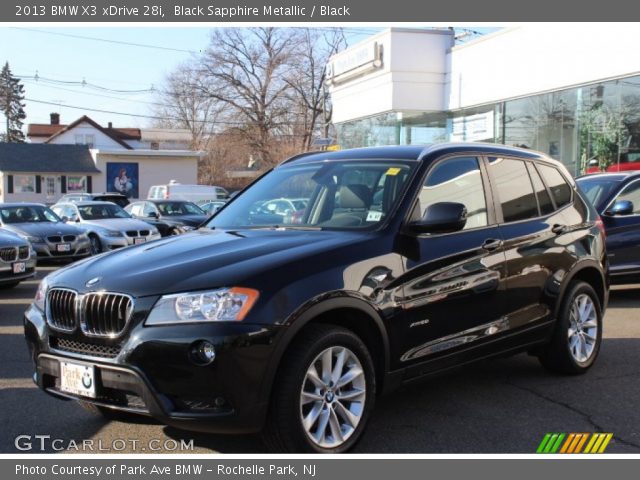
[[206, 160, 416, 230], [576, 177, 621, 210], [156, 202, 204, 216], [0, 206, 61, 224], [78, 204, 131, 220]]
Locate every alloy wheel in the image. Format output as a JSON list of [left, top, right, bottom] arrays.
[[299, 346, 366, 449], [568, 293, 598, 364], [89, 236, 101, 255]]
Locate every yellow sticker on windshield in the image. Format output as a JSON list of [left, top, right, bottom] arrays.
[[386, 167, 401, 176]]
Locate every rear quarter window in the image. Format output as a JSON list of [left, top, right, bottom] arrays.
[[538, 164, 572, 208]]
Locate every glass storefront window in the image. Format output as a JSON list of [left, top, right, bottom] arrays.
[[334, 74, 640, 177]]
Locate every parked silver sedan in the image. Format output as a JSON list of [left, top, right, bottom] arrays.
[[0, 203, 91, 261], [0, 228, 36, 288], [51, 201, 160, 254]]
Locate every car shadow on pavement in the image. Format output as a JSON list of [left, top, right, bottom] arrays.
[[156, 336, 640, 454], [608, 286, 640, 308]]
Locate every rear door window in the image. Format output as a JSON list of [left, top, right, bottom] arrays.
[[489, 158, 539, 223]]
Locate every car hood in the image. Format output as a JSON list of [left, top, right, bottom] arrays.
[[3, 222, 83, 238], [0, 229, 27, 246], [82, 218, 155, 232], [49, 228, 369, 296]]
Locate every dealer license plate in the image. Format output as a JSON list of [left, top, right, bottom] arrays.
[[12, 262, 26, 274], [56, 243, 71, 252], [134, 237, 146, 245], [60, 361, 96, 398]]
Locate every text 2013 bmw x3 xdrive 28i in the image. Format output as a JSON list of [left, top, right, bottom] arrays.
[[24, 143, 609, 452]]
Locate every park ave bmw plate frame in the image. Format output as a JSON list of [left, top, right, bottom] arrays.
[[59, 360, 96, 398]]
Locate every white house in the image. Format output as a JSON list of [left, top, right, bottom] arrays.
[[19, 114, 202, 202]]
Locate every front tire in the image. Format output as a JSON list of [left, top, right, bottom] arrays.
[[89, 234, 102, 255], [263, 324, 376, 453], [539, 281, 602, 374]]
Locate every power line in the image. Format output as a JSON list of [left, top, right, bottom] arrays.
[[21, 79, 164, 108], [10, 27, 381, 55], [24, 97, 326, 132], [11, 27, 199, 54], [17, 74, 155, 94]]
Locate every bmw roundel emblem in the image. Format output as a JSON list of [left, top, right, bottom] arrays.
[[85, 277, 101, 288], [82, 370, 93, 389]]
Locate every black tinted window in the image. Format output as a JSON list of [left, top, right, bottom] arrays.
[[538, 164, 572, 208], [420, 157, 488, 230], [489, 158, 538, 222], [527, 163, 554, 215]]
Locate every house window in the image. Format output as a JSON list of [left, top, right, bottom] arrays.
[[45, 177, 56, 197], [13, 175, 35, 193], [67, 176, 88, 193], [74, 134, 95, 148], [150, 141, 160, 150]]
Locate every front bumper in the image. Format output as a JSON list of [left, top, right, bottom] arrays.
[[100, 233, 162, 250], [0, 256, 37, 284], [33, 239, 91, 260], [24, 304, 282, 434]]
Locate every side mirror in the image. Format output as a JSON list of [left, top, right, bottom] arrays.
[[408, 202, 468, 234], [607, 199, 634, 216], [61, 216, 69, 223], [148, 211, 159, 219]]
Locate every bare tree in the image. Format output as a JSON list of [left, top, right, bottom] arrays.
[[155, 27, 347, 186], [154, 61, 223, 150], [194, 27, 301, 168], [285, 28, 346, 150]]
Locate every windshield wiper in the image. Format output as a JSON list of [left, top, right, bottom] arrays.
[[247, 225, 323, 231]]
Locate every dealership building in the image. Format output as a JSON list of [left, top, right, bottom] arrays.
[[328, 25, 640, 176]]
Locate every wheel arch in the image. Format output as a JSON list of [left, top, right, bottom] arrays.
[[556, 261, 607, 318], [260, 294, 391, 406]]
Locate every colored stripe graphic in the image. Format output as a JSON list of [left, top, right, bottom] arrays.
[[537, 433, 565, 453], [538, 433, 613, 454]]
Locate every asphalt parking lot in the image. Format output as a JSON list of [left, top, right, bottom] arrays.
[[2, 265, 640, 454]]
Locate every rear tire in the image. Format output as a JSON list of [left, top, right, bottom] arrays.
[[539, 281, 602, 374], [262, 324, 376, 453]]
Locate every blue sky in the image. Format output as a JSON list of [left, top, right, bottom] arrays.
[[0, 27, 498, 130]]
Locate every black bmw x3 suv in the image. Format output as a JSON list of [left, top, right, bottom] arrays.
[[24, 143, 609, 452]]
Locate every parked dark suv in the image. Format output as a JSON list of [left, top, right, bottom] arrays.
[[24, 144, 608, 452], [576, 171, 640, 284]]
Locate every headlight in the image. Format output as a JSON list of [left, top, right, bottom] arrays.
[[151, 228, 159, 235], [145, 287, 259, 325], [181, 225, 194, 232], [104, 230, 123, 238], [24, 235, 43, 243], [34, 277, 48, 311], [78, 233, 89, 240]]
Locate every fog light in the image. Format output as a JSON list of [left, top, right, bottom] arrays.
[[190, 340, 216, 365]]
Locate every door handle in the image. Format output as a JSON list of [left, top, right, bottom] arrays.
[[482, 238, 503, 251], [551, 224, 568, 234]]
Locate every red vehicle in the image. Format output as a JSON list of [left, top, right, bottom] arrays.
[[585, 151, 640, 174]]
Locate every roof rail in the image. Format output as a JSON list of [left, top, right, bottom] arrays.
[[279, 151, 321, 166]]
